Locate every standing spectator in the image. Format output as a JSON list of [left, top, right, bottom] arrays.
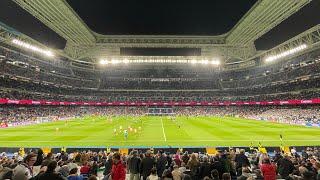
[[103, 153, 113, 176], [111, 152, 126, 180], [34, 149, 44, 166], [173, 154, 182, 167], [235, 149, 249, 175], [187, 153, 200, 179], [12, 153, 37, 180], [141, 150, 155, 180], [128, 150, 141, 180], [199, 156, 212, 179], [260, 158, 276, 180], [182, 152, 189, 165], [277, 154, 294, 179], [156, 151, 167, 177]]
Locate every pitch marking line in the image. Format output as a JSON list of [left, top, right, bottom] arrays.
[[160, 118, 167, 141]]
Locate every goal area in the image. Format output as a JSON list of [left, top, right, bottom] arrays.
[[147, 107, 175, 116]]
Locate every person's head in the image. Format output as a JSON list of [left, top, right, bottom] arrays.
[[112, 152, 121, 164], [211, 169, 219, 179], [88, 175, 98, 180], [145, 150, 151, 157], [301, 171, 314, 180], [24, 153, 37, 166], [314, 162, 320, 170], [203, 156, 208, 162], [150, 167, 157, 175], [262, 157, 271, 164], [47, 160, 57, 172], [222, 173, 231, 180], [131, 150, 138, 157], [238, 148, 244, 153], [69, 168, 78, 175]]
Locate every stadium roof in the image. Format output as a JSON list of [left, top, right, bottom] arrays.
[[0, 0, 319, 69]]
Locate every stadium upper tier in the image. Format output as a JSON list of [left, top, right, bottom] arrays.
[[0, 45, 320, 102]]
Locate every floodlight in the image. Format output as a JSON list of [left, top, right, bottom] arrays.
[[123, 59, 129, 64], [265, 44, 307, 62], [111, 59, 119, 64], [12, 39, 54, 57], [211, 60, 220, 65], [99, 59, 108, 65], [190, 59, 197, 64]]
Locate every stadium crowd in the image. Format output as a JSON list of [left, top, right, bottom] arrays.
[[1, 45, 320, 103], [0, 147, 320, 180], [0, 106, 319, 128]]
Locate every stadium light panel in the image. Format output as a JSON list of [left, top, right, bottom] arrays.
[[211, 60, 221, 65], [190, 59, 197, 64], [265, 44, 307, 62], [12, 39, 54, 57], [111, 59, 120, 64], [99, 59, 108, 65], [123, 59, 129, 64]]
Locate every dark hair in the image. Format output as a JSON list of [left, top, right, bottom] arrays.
[[113, 152, 121, 160], [211, 169, 219, 178], [70, 168, 78, 175], [24, 153, 37, 163], [47, 161, 58, 172], [263, 158, 271, 164], [222, 173, 231, 180], [150, 167, 157, 175], [88, 175, 98, 180]]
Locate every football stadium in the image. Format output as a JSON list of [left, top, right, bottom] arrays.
[[0, 0, 320, 179]]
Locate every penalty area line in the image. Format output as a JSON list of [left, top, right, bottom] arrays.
[[160, 118, 167, 142]]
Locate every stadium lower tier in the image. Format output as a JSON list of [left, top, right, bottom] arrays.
[[0, 106, 319, 147]]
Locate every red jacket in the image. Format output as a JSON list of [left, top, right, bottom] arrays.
[[260, 163, 276, 180], [111, 161, 126, 180]]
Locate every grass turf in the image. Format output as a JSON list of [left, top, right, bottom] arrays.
[[0, 116, 319, 148]]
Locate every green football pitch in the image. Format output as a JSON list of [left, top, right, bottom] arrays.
[[0, 116, 319, 148]]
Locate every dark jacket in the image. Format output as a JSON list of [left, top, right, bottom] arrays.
[[128, 155, 141, 174], [34, 171, 65, 180], [103, 159, 113, 175], [277, 158, 294, 178], [156, 155, 167, 177], [141, 156, 155, 177], [199, 161, 213, 179], [235, 153, 250, 169]]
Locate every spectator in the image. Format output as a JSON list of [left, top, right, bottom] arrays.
[[12, 153, 37, 180], [147, 167, 159, 180], [35, 160, 65, 180], [67, 167, 83, 180], [172, 165, 183, 180], [111, 152, 126, 180], [260, 158, 276, 180], [141, 150, 155, 180], [128, 150, 141, 180]]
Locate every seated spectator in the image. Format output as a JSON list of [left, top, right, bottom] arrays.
[[35, 160, 65, 180], [68, 167, 83, 180], [80, 161, 90, 175]]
